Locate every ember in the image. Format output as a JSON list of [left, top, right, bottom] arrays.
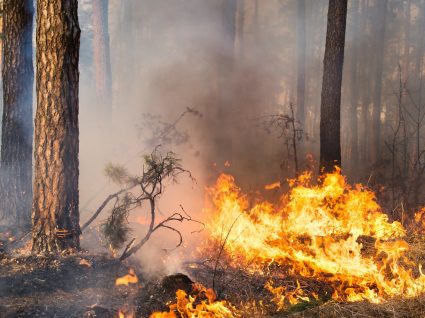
[[116, 268, 139, 286]]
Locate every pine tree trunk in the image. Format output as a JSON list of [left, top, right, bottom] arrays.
[[0, 0, 34, 229], [92, 0, 112, 115], [32, 0, 81, 253], [370, 0, 387, 164], [319, 0, 348, 172]]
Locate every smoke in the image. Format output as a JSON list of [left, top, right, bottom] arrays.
[[0, 0, 419, 274], [76, 0, 332, 274]]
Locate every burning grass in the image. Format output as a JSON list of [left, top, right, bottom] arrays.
[[187, 169, 425, 316], [4, 169, 425, 317]]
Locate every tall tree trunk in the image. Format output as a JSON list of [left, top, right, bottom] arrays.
[[349, 0, 360, 174], [0, 0, 34, 229], [370, 0, 387, 164], [92, 0, 112, 116], [32, 0, 81, 253], [319, 0, 348, 172], [297, 0, 306, 127], [359, 0, 371, 166], [402, 0, 411, 177]]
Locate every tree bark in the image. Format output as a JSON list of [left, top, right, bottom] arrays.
[[92, 0, 112, 116], [370, 0, 387, 164], [32, 0, 81, 253], [319, 0, 348, 173], [297, 0, 306, 127], [0, 0, 34, 229]]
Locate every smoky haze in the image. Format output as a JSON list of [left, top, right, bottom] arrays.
[[78, 0, 425, 267], [0, 0, 423, 273]]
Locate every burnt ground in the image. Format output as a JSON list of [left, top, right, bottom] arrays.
[[0, 252, 208, 318], [0, 254, 140, 317], [1, 235, 425, 317]]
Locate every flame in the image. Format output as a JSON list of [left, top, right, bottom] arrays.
[[412, 208, 425, 234], [264, 181, 281, 190], [115, 268, 138, 286], [118, 309, 134, 318], [150, 283, 239, 317], [204, 169, 425, 306]]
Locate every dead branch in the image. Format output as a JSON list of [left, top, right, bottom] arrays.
[[87, 148, 201, 261]]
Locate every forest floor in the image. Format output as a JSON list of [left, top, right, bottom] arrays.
[[1, 236, 425, 317]]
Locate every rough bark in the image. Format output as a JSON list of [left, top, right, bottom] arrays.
[[319, 0, 348, 172], [370, 0, 387, 164], [32, 0, 81, 253], [92, 0, 112, 115], [0, 0, 34, 229], [297, 0, 306, 127]]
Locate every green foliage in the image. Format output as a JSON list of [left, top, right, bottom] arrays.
[[100, 195, 132, 250], [104, 163, 129, 185], [143, 150, 183, 183]]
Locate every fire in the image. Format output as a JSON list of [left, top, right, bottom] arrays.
[[115, 268, 138, 286], [205, 169, 425, 305], [150, 283, 239, 317], [264, 181, 280, 190], [118, 309, 134, 318]]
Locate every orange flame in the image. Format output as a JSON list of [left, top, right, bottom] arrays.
[[150, 284, 239, 317], [204, 170, 425, 306], [115, 268, 138, 286], [264, 181, 281, 190], [118, 309, 134, 318]]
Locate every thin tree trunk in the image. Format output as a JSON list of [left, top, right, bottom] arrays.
[[236, 0, 245, 58], [297, 0, 306, 128], [0, 0, 33, 229], [404, 0, 411, 81], [370, 0, 387, 164], [32, 0, 81, 253], [319, 0, 348, 172], [415, 0, 425, 166], [92, 0, 112, 116]]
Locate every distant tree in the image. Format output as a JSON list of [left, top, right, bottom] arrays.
[[92, 0, 112, 116], [370, 0, 387, 164], [32, 0, 81, 253], [296, 0, 306, 128], [319, 0, 348, 172], [348, 0, 360, 173], [236, 0, 245, 57], [213, 0, 237, 166], [0, 0, 34, 229]]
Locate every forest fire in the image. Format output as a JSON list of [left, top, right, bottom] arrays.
[[203, 169, 425, 306], [150, 283, 238, 318]]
